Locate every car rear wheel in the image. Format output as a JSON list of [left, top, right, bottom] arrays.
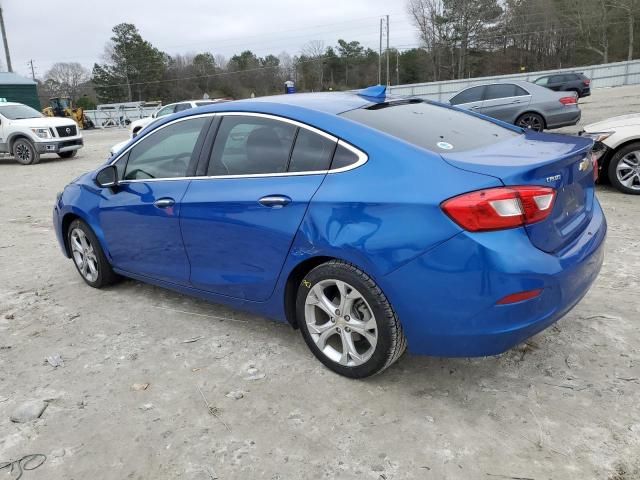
[[13, 138, 40, 165], [608, 142, 640, 194], [58, 150, 77, 159], [296, 260, 407, 378], [516, 113, 545, 132], [67, 219, 119, 288]]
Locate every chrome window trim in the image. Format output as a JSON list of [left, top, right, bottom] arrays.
[[110, 111, 368, 184]]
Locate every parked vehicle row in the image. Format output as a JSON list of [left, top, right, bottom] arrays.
[[447, 80, 581, 132], [109, 98, 230, 156], [53, 86, 606, 378]]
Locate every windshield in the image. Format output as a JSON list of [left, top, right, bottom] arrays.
[[0, 104, 43, 120], [340, 101, 519, 153]]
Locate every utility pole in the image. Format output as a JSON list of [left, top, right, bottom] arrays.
[[396, 50, 399, 85], [386, 15, 390, 86], [0, 5, 12, 72], [378, 18, 382, 85], [28, 59, 35, 80]]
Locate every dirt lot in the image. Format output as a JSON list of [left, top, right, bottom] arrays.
[[1, 87, 639, 480]]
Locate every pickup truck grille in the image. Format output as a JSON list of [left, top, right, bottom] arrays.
[[56, 125, 77, 137]]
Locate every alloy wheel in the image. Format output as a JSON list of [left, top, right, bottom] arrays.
[[15, 143, 32, 163], [304, 279, 378, 367], [517, 114, 543, 132], [616, 150, 640, 191], [70, 228, 99, 282]]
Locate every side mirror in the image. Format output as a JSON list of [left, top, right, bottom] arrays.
[[95, 165, 118, 188]]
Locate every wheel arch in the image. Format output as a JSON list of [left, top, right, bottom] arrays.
[[283, 255, 335, 328], [8, 133, 35, 153], [600, 138, 640, 172]]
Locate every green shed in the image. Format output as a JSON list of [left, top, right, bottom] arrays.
[[0, 72, 40, 110]]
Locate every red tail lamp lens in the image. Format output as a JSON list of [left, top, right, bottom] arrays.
[[441, 186, 556, 232]]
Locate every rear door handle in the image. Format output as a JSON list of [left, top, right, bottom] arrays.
[[470, 105, 481, 110], [154, 197, 175, 208], [259, 195, 291, 208]]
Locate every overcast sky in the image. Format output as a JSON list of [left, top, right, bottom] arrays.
[[2, 0, 419, 79]]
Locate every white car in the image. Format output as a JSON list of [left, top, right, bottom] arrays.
[[109, 99, 227, 156], [0, 101, 83, 165], [582, 113, 640, 194]]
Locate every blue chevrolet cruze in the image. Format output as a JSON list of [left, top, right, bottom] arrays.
[[53, 86, 606, 378]]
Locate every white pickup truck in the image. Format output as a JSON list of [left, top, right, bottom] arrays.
[[0, 101, 83, 165]]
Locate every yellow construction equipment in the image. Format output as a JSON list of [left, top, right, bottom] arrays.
[[42, 97, 95, 129]]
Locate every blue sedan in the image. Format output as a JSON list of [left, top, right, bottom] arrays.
[[52, 86, 606, 378]]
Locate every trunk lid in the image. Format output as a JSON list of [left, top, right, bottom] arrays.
[[440, 131, 595, 253]]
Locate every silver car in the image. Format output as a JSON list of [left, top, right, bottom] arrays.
[[447, 80, 581, 131]]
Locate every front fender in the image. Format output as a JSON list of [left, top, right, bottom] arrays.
[[55, 183, 111, 260]]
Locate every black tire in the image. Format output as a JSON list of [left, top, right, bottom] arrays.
[[58, 150, 78, 159], [67, 219, 119, 288], [296, 260, 407, 378], [516, 112, 545, 132], [13, 138, 40, 165], [608, 142, 640, 195]]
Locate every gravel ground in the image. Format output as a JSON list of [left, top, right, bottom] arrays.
[[1, 87, 639, 480]]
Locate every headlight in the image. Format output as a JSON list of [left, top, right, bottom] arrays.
[[31, 127, 53, 139], [581, 131, 614, 142]]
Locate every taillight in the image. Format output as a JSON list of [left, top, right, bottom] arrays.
[[589, 150, 600, 182], [441, 186, 556, 232], [559, 96, 577, 105], [583, 79, 591, 86]]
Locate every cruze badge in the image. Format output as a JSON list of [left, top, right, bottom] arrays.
[[578, 157, 591, 171], [546, 174, 561, 182]]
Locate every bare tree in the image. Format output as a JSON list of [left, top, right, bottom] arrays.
[[563, 0, 611, 63], [45, 62, 91, 100], [301, 40, 326, 90], [609, 0, 637, 60], [214, 54, 228, 70]]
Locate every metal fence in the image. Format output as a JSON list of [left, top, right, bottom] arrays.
[[84, 105, 158, 129], [387, 59, 640, 101]]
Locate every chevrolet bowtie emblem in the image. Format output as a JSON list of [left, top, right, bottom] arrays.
[[578, 157, 591, 172]]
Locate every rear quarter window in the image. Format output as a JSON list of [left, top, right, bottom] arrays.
[[340, 102, 519, 153]]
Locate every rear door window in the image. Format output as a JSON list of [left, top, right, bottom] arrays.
[[450, 86, 485, 105], [341, 101, 519, 153], [484, 84, 522, 100], [208, 115, 296, 176]]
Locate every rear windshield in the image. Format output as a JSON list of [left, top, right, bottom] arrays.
[[340, 101, 519, 152]]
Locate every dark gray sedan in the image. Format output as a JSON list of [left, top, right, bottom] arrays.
[[447, 81, 581, 131]]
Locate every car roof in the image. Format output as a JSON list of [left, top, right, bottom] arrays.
[[0, 101, 27, 107], [193, 91, 383, 115]]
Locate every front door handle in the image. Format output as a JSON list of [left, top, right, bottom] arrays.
[[154, 197, 175, 208], [259, 195, 291, 208], [470, 105, 481, 110]]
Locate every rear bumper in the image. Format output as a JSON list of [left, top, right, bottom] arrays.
[[380, 199, 606, 356], [546, 108, 582, 129], [36, 138, 84, 154]]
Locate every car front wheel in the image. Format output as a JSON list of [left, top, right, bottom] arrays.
[[13, 138, 40, 165], [67, 219, 119, 288], [296, 260, 407, 378], [608, 142, 640, 194]]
